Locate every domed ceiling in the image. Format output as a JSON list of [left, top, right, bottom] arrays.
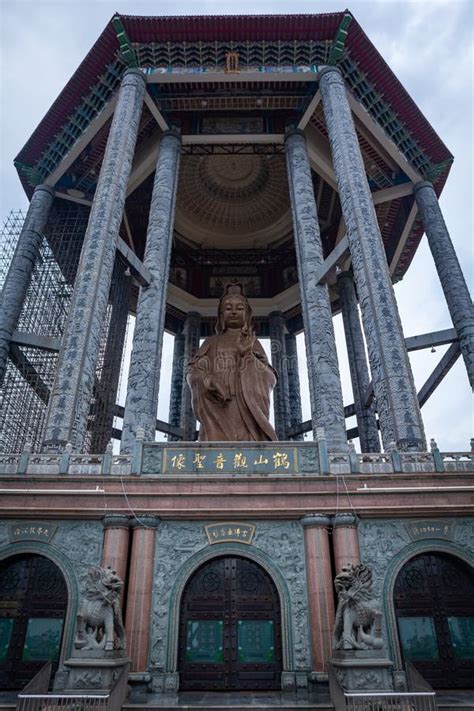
[[175, 153, 292, 248]]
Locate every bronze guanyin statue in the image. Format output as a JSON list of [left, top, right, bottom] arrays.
[[187, 283, 278, 441]]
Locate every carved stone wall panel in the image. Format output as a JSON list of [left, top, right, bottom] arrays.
[[149, 520, 310, 672], [358, 517, 474, 666]]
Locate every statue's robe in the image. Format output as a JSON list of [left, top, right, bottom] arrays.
[[187, 332, 277, 441]]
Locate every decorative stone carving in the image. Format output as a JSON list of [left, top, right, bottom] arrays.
[[149, 520, 310, 672], [75, 565, 126, 652], [333, 563, 383, 651]]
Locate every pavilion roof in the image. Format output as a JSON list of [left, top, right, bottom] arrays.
[[15, 10, 452, 193]]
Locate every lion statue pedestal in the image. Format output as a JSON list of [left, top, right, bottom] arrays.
[[330, 563, 396, 693], [54, 566, 131, 699]]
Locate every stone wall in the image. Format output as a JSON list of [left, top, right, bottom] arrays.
[[358, 516, 474, 668]]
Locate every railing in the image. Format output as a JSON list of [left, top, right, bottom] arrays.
[[329, 666, 437, 711], [16, 662, 129, 711]]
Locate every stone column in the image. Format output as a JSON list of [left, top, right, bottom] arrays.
[[285, 332, 303, 440], [125, 516, 160, 673], [121, 130, 182, 452], [0, 184, 55, 386], [285, 129, 347, 452], [301, 515, 335, 674], [269, 311, 290, 439], [337, 271, 380, 453], [181, 311, 201, 441], [319, 66, 425, 452], [168, 332, 185, 441], [101, 515, 131, 604], [414, 181, 474, 388], [42, 69, 146, 452], [90, 260, 130, 453], [332, 513, 360, 573]]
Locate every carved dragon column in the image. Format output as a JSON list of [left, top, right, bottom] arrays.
[[301, 515, 335, 675], [285, 332, 303, 440], [319, 65, 425, 452], [125, 515, 160, 674], [269, 311, 291, 439], [285, 129, 347, 452], [413, 181, 474, 388], [101, 515, 131, 605], [181, 311, 201, 441], [332, 513, 361, 573], [168, 331, 185, 441], [0, 184, 55, 387], [42, 68, 146, 452], [337, 271, 380, 453], [121, 129, 182, 452]]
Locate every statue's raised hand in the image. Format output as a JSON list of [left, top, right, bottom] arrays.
[[237, 328, 255, 357]]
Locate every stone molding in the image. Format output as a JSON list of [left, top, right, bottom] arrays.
[[130, 515, 161, 529], [333, 513, 358, 527], [102, 514, 131, 529], [300, 514, 332, 528]]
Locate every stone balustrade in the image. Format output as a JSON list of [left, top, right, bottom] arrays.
[[0, 436, 473, 478]]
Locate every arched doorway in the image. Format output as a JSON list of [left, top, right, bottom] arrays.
[[394, 551, 474, 689], [178, 555, 282, 691], [0, 553, 68, 690]]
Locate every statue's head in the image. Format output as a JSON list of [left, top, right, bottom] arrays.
[[216, 283, 253, 334]]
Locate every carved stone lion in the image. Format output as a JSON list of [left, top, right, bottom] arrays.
[[74, 565, 126, 652], [333, 563, 383, 651]]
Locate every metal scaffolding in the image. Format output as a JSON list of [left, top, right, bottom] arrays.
[[0, 201, 131, 453]]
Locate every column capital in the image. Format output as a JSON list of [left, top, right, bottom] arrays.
[[413, 180, 434, 195], [284, 127, 305, 143], [33, 184, 56, 197], [301, 514, 332, 528], [122, 67, 147, 84], [102, 514, 131, 530], [161, 128, 182, 143], [336, 270, 354, 283], [332, 512, 358, 527], [131, 515, 160, 529], [318, 65, 343, 81]]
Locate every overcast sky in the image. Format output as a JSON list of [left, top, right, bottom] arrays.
[[1, 0, 472, 451]]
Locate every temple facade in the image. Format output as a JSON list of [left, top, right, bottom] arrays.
[[0, 11, 473, 703]]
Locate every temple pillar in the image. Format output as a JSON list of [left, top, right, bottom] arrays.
[[0, 184, 55, 387], [285, 129, 347, 452], [285, 332, 303, 440], [413, 181, 474, 387], [332, 513, 360, 573], [301, 515, 335, 674], [337, 271, 380, 453], [269, 311, 290, 439], [125, 516, 160, 673], [181, 312, 201, 441], [101, 515, 131, 604], [121, 130, 182, 452], [90, 260, 130, 453], [42, 69, 146, 452], [319, 66, 425, 451], [168, 331, 185, 441]]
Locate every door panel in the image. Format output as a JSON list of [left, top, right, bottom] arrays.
[[0, 554, 67, 690], [179, 556, 282, 690], [394, 552, 474, 689]]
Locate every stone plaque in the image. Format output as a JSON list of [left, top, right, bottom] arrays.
[[406, 520, 453, 541], [205, 523, 255, 545], [163, 447, 298, 474], [8, 523, 58, 543]]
